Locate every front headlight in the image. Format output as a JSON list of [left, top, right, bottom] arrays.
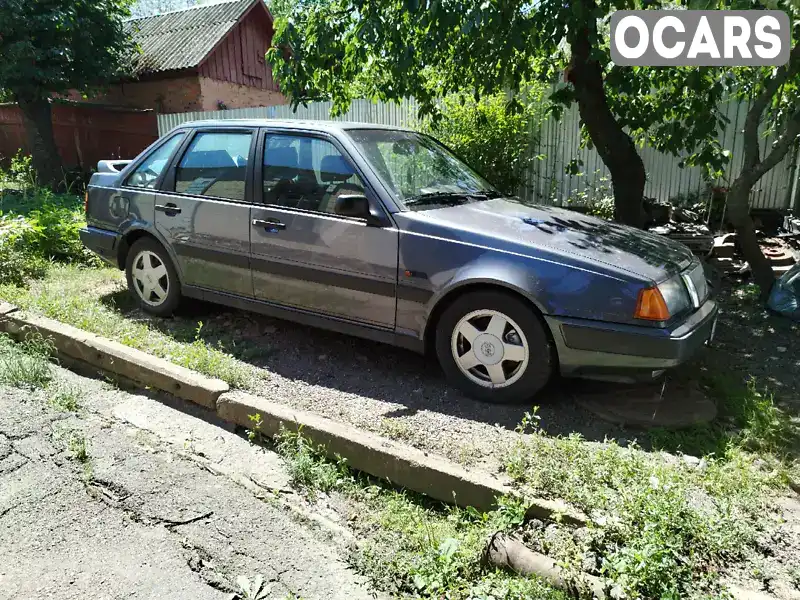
[[658, 275, 691, 316]]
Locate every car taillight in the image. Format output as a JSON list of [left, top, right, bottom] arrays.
[[84, 191, 89, 213], [634, 287, 671, 321]]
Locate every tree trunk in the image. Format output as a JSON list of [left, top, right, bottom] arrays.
[[726, 176, 775, 295], [483, 533, 608, 599], [16, 96, 63, 190], [568, 16, 646, 228]]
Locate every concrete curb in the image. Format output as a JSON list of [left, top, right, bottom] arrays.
[[0, 306, 228, 409], [218, 390, 582, 521], [0, 303, 586, 524]]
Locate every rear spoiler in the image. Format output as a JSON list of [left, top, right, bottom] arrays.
[[97, 159, 133, 173]]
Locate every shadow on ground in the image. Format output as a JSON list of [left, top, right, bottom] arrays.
[[97, 287, 742, 452]]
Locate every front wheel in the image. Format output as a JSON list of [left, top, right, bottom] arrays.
[[435, 291, 554, 403], [125, 237, 181, 317]]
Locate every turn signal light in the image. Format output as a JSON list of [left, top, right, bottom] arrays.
[[635, 287, 671, 321], [84, 191, 89, 213]]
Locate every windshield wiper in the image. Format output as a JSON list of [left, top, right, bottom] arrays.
[[404, 191, 489, 205]]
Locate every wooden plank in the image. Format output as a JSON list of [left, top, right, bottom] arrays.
[[227, 36, 240, 85], [222, 36, 233, 83], [245, 19, 256, 77], [215, 47, 224, 80], [233, 25, 243, 84]]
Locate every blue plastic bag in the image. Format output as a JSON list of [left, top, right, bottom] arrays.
[[768, 262, 800, 320]]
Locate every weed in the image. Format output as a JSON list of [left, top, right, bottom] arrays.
[[650, 375, 798, 461], [246, 413, 264, 444], [274, 426, 350, 498], [228, 575, 272, 600], [48, 386, 80, 412], [734, 283, 761, 304], [68, 431, 89, 463], [271, 429, 563, 598], [379, 418, 414, 442], [504, 428, 780, 598], [0, 332, 52, 389]]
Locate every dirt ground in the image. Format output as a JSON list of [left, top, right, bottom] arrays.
[[0, 364, 381, 600]]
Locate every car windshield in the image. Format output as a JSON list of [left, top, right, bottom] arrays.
[[346, 129, 502, 210]]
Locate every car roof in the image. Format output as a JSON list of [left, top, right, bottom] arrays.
[[172, 119, 416, 133]]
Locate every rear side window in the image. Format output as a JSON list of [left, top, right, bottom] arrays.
[[175, 132, 253, 201], [125, 134, 184, 189]]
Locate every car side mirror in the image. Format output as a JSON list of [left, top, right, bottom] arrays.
[[335, 194, 387, 227]]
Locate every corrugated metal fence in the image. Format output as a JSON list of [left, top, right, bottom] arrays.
[[157, 97, 800, 211]]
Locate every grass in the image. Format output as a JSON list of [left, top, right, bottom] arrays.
[[649, 374, 799, 462], [0, 265, 256, 388], [0, 332, 52, 389], [68, 431, 89, 463], [48, 385, 81, 412], [503, 408, 785, 599], [269, 426, 565, 599]]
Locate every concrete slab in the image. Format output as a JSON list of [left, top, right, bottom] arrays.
[[573, 380, 717, 429]]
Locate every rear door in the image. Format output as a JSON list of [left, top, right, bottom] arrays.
[[156, 128, 256, 297], [250, 129, 399, 328]]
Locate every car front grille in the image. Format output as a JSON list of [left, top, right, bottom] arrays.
[[682, 262, 709, 308]]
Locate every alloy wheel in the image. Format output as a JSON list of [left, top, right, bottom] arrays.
[[131, 250, 170, 307], [450, 309, 529, 388]]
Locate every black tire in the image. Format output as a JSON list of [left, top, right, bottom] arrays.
[[435, 290, 554, 403], [125, 237, 181, 317]]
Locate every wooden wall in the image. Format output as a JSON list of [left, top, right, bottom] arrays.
[[198, 5, 279, 92]]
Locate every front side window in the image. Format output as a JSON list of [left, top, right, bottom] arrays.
[[125, 134, 184, 189], [175, 131, 253, 201], [262, 134, 366, 216], [346, 129, 500, 211]]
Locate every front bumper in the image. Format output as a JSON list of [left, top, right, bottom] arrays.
[[546, 298, 718, 382], [79, 226, 120, 266]]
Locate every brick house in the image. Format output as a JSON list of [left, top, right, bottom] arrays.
[[73, 0, 286, 113]]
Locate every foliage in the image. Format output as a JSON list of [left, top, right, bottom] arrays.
[[562, 171, 615, 220], [271, 427, 564, 599], [505, 413, 782, 599], [228, 575, 272, 600], [48, 386, 81, 412], [0, 0, 135, 100], [274, 425, 351, 498], [0, 332, 53, 389], [0, 172, 100, 286], [651, 374, 800, 461], [68, 430, 89, 463], [422, 92, 545, 196]]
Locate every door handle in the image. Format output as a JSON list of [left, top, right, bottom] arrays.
[[155, 203, 182, 215], [252, 218, 286, 230]]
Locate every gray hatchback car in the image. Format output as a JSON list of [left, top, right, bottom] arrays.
[[81, 120, 718, 403]]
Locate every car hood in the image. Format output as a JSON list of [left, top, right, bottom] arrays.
[[409, 198, 694, 281]]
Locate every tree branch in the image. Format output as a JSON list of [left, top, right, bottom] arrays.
[[751, 108, 800, 183], [742, 41, 800, 170]]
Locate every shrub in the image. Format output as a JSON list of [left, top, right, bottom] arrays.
[[0, 157, 98, 286], [423, 91, 545, 196]]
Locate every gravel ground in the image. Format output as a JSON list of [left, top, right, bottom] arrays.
[[0, 364, 380, 600], [702, 283, 800, 408], [97, 277, 797, 476], [143, 299, 639, 474]]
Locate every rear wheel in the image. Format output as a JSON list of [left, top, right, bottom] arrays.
[[435, 291, 553, 403], [125, 238, 181, 316]]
